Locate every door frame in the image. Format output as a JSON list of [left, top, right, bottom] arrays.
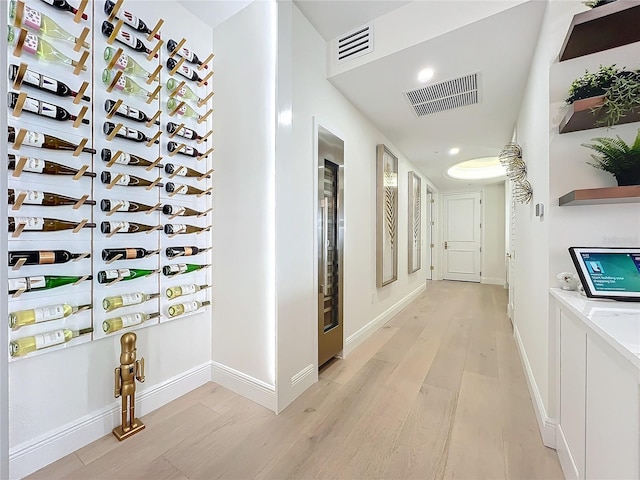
[[442, 191, 482, 282]]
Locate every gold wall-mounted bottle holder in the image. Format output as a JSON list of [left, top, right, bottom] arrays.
[[196, 109, 213, 125], [146, 85, 161, 104], [168, 143, 185, 157], [168, 81, 185, 99], [197, 131, 213, 145], [147, 65, 161, 85], [74, 0, 89, 23], [145, 131, 162, 148], [146, 110, 161, 128], [197, 147, 214, 161], [145, 158, 163, 171], [145, 178, 163, 190], [168, 56, 185, 76], [197, 91, 214, 108], [198, 53, 214, 71], [168, 38, 186, 58]]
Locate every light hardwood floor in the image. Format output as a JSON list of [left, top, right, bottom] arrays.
[[28, 281, 563, 480]]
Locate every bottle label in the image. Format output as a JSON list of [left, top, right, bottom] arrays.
[[121, 10, 142, 30], [178, 64, 195, 79], [113, 51, 130, 71], [121, 105, 141, 121], [103, 268, 131, 280], [33, 305, 66, 323], [179, 47, 196, 62], [184, 247, 194, 255], [124, 248, 139, 259], [174, 166, 188, 176], [24, 70, 58, 95], [14, 189, 45, 205], [22, 157, 45, 173], [24, 5, 43, 31], [180, 284, 197, 295], [34, 330, 66, 349], [22, 31, 39, 56], [167, 264, 187, 274], [116, 29, 138, 50], [183, 146, 196, 156], [121, 127, 140, 141], [21, 97, 58, 120], [108, 220, 130, 232], [14, 217, 45, 230], [115, 174, 131, 185], [174, 104, 188, 116], [9, 275, 46, 292], [172, 225, 187, 234], [114, 152, 131, 165], [22, 131, 45, 148], [181, 301, 200, 313], [114, 74, 127, 91], [176, 86, 187, 97], [178, 127, 196, 140], [174, 184, 189, 195], [120, 313, 143, 327], [120, 292, 143, 306]]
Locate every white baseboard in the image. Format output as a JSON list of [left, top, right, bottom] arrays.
[[344, 283, 426, 357], [9, 362, 211, 480], [275, 363, 317, 414], [556, 424, 579, 480], [513, 325, 557, 448], [481, 276, 505, 286], [210, 361, 276, 412]]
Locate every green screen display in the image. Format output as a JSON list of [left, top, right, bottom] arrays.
[[579, 252, 640, 293]]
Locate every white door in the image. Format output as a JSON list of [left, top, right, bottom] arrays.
[[507, 195, 516, 321], [443, 192, 481, 282]]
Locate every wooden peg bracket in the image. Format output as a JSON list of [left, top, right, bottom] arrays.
[[145, 203, 162, 214], [72, 50, 89, 75], [169, 231, 181, 239], [168, 169, 180, 179], [197, 188, 213, 198], [146, 131, 162, 147], [73, 252, 90, 262], [169, 57, 185, 76], [145, 157, 163, 171], [147, 19, 164, 41], [146, 225, 162, 234], [12, 288, 27, 298], [106, 254, 123, 264], [12, 157, 27, 177], [74, 27, 90, 52], [198, 70, 213, 88], [12, 258, 27, 271], [106, 47, 124, 70], [145, 177, 163, 190], [106, 150, 123, 167], [11, 92, 27, 118], [13, 28, 28, 57], [73, 0, 88, 23], [169, 101, 186, 117], [197, 147, 214, 161], [168, 123, 185, 139], [72, 195, 89, 210], [147, 65, 162, 85], [107, 201, 125, 216], [169, 143, 186, 157], [197, 208, 212, 218], [145, 249, 160, 257], [76, 304, 92, 313], [106, 225, 123, 238], [106, 275, 124, 287], [107, 0, 123, 21], [72, 106, 89, 128], [197, 91, 214, 108], [107, 173, 124, 189], [169, 207, 185, 219], [12, 128, 27, 150], [196, 226, 212, 234], [198, 53, 215, 71], [168, 189, 179, 198], [146, 110, 161, 128], [197, 130, 213, 145], [169, 81, 186, 98], [73, 81, 90, 105], [147, 39, 163, 61], [146, 85, 161, 104], [174, 251, 186, 257], [12, 222, 27, 238], [11, 193, 27, 211], [72, 219, 88, 233], [106, 70, 124, 93], [13, 1, 25, 28], [197, 109, 213, 125], [73, 139, 88, 157], [198, 169, 214, 181], [106, 123, 123, 141], [107, 18, 124, 45], [73, 165, 89, 180], [169, 38, 186, 58], [106, 99, 123, 119], [11, 63, 28, 90]]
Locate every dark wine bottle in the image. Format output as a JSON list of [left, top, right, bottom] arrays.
[[8, 92, 89, 125], [9, 64, 90, 101], [167, 39, 208, 69], [101, 21, 158, 58], [166, 246, 211, 258], [38, 0, 87, 20], [166, 58, 207, 85], [166, 122, 206, 142], [9, 274, 92, 294], [97, 268, 155, 284], [167, 141, 204, 158], [8, 126, 96, 154], [8, 188, 95, 206], [101, 171, 163, 188], [104, 1, 160, 39], [101, 221, 160, 234], [101, 148, 163, 168], [165, 163, 210, 178], [165, 182, 211, 196], [102, 247, 159, 261], [104, 99, 160, 125], [9, 217, 96, 232], [9, 250, 89, 266], [100, 198, 156, 213], [8, 154, 96, 178], [162, 204, 206, 217], [164, 224, 209, 235], [104, 122, 159, 144]]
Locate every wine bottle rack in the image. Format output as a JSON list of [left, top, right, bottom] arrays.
[[5, 0, 214, 360]]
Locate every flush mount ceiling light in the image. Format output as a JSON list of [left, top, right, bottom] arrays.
[[449, 147, 460, 155], [446, 156, 507, 181], [417, 68, 434, 83]]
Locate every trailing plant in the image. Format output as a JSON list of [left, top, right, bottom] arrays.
[[582, 129, 640, 185], [566, 65, 619, 104], [600, 70, 640, 126]]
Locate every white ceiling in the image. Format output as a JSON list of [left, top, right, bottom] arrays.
[[177, 0, 253, 29], [295, 0, 547, 191]]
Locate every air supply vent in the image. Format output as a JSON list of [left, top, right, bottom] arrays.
[[405, 72, 479, 117], [337, 23, 373, 63]]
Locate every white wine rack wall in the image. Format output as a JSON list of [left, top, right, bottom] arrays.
[[5, 0, 214, 361]]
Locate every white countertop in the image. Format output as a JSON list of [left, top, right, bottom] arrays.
[[550, 288, 640, 370]]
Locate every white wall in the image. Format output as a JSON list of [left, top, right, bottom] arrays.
[[481, 182, 506, 285], [1, 15, 9, 480]]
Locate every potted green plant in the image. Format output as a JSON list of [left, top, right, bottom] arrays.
[[582, 129, 640, 186]]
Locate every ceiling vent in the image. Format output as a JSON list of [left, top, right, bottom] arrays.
[[405, 72, 480, 117], [337, 23, 373, 63]]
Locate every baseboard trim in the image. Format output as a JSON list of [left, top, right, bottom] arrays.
[[513, 324, 557, 448], [556, 424, 579, 480], [210, 361, 276, 412], [9, 362, 211, 480], [344, 283, 426, 357], [291, 364, 314, 388], [481, 276, 505, 285]]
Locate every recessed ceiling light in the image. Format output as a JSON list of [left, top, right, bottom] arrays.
[[449, 147, 460, 155], [418, 68, 434, 83], [446, 157, 506, 181]]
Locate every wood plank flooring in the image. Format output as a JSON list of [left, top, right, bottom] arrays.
[[27, 281, 563, 480]]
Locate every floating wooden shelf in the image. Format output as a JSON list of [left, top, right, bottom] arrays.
[[559, 185, 640, 206], [559, 95, 640, 133], [559, 1, 640, 61]]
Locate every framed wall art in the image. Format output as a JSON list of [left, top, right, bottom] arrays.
[[376, 144, 398, 287], [407, 171, 421, 273]]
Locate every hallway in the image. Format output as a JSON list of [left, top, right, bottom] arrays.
[[28, 281, 562, 479]]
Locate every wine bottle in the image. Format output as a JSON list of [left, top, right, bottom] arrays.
[[10, 1, 89, 48], [165, 163, 210, 178], [104, 1, 160, 40], [8, 126, 97, 154], [8, 274, 92, 294], [8, 188, 95, 206], [103, 122, 159, 144], [166, 97, 204, 122], [7, 26, 86, 71], [166, 122, 206, 142], [167, 39, 208, 69], [166, 78, 204, 103], [97, 268, 156, 284], [10, 303, 91, 329], [101, 171, 163, 188], [101, 148, 162, 168], [100, 199, 156, 213], [162, 263, 210, 277], [8, 154, 96, 178], [102, 69, 150, 98], [9, 64, 91, 102], [103, 47, 155, 82], [167, 141, 204, 158], [100, 221, 160, 234], [38, 0, 88, 20], [166, 58, 207, 85], [164, 224, 210, 235], [9, 217, 95, 232], [102, 248, 158, 262], [103, 292, 160, 312], [165, 182, 211, 196], [166, 246, 211, 258], [10, 327, 93, 357], [8, 92, 89, 125], [168, 300, 211, 318], [162, 204, 207, 217], [101, 21, 158, 58], [103, 311, 159, 334], [9, 250, 89, 266], [166, 283, 210, 299], [104, 100, 160, 126]]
